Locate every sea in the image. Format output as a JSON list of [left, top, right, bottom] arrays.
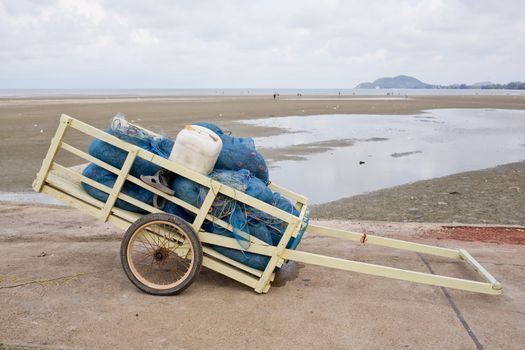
[[0, 88, 524, 98]]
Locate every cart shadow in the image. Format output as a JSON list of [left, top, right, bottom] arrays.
[[272, 261, 305, 287], [193, 261, 306, 291]]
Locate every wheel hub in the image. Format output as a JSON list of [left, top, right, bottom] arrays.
[[153, 248, 170, 262]]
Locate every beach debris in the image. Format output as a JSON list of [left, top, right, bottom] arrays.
[[39, 129, 44, 133], [34, 124, 38, 127], [218, 113, 223, 117], [37, 251, 47, 257], [438, 201, 448, 205], [390, 151, 422, 158], [449, 191, 461, 195], [509, 186, 521, 193], [0, 272, 88, 289]]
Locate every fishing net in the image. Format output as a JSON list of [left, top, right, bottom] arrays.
[[81, 163, 191, 220], [81, 163, 153, 213], [172, 169, 309, 269], [82, 115, 308, 270], [88, 128, 173, 178], [193, 122, 269, 184]]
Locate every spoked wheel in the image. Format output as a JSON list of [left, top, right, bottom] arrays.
[[120, 213, 202, 295]]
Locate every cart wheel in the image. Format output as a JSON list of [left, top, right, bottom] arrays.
[[120, 213, 202, 295]]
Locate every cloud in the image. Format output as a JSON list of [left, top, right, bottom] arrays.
[[0, 0, 523, 88]]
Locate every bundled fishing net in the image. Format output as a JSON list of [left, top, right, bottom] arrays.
[[82, 115, 307, 270], [173, 169, 309, 269], [194, 122, 269, 184], [82, 163, 154, 212], [88, 116, 174, 178], [81, 163, 191, 220]]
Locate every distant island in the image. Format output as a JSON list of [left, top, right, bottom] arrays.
[[355, 75, 525, 89], [356, 75, 432, 89]]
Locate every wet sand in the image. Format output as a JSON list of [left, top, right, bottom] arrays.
[[311, 162, 525, 225]]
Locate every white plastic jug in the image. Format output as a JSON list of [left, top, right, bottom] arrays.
[[169, 125, 223, 175]]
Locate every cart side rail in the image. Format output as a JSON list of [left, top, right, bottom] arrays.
[[68, 116, 303, 222], [33, 114, 305, 292], [34, 115, 306, 238], [111, 117, 309, 205]]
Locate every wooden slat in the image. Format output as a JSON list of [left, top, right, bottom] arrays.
[[192, 182, 221, 231], [198, 232, 275, 256], [100, 149, 137, 221], [202, 255, 259, 289], [203, 246, 263, 277], [41, 185, 131, 231], [60, 142, 121, 174], [69, 118, 137, 153], [33, 115, 72, 191], [268, 182, 308, 204], [52, 163, 112, 196], [459, 249, 501, 289], [307, 224, 460, 259], [255, 219, 299, 293], [59, 142, 202, 215]]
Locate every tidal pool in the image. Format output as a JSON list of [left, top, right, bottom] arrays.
[[241, 109, 525, 204]]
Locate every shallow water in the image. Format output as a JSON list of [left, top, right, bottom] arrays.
[[1, 88, 523, 98], [0, 191, 64, 205], [242, 109, 525, 204]]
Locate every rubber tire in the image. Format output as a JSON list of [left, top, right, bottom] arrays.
[[120, 213, 203, 296]]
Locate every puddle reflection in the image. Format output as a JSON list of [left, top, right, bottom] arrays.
[[241, 109, 525, 203]]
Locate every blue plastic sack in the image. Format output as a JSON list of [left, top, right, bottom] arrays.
[[194, 122, 269, 184], [81, 163, 153, 213], [173, 169, 278, 245], [172, 168, 306, 269], [82, 163, 190, 217], [201, 221, 271, 270], [82, 118, 304, 270], [88, 128, 174, 178]]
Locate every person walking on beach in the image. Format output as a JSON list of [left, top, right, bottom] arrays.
[[273, 93, 276, 99]]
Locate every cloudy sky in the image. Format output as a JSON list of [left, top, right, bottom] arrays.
[[1, 0, 523, 88]]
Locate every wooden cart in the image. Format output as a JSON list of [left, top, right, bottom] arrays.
[[33, 114, 503, 296]]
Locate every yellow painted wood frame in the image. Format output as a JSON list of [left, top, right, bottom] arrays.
[[33, 114, 503, 295]]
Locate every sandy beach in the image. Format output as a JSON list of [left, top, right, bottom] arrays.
[[0, 202, 524, 349]]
